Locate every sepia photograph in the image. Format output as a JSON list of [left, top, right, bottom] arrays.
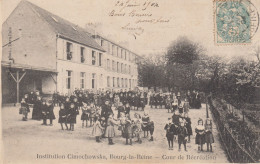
[[1, 0, 260, 163]]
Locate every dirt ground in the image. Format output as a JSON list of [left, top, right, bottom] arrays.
[[1, 103, 229, 164]]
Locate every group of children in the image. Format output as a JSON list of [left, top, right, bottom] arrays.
[[164, 112, 192, 151], [164, 99, 214, 152], [19, 89, 213, 151]]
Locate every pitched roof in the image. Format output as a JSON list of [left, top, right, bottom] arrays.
[[24, 0, 105, 52]]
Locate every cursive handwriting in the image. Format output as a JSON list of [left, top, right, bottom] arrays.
[[135, 17, 170, 24], [109, 0, 170, 38], [115, 0, 159, 12]]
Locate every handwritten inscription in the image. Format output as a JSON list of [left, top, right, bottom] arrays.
[[108, 0, 170, 38]]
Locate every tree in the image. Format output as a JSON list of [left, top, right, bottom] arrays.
[[165, 36, 205, 90], [137, 54, 167, 88], [166, 36, 202, 64]]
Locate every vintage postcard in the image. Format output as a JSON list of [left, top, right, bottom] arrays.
[[1, 0, 260, 163]]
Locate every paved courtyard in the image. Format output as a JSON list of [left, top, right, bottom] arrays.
[[2, 104, 229, 163]]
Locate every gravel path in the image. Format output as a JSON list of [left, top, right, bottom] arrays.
[[2, 103, 229, 163]]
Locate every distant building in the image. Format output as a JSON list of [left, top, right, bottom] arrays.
[[1, 1, 139, 103]]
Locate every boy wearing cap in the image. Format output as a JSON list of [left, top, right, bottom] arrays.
[[164, 118, 175, 150], [177, 120, 188, 151]]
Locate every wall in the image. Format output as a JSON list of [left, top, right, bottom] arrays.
[[2, 1, 56, 70]]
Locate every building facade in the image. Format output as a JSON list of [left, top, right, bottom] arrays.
[[1, 1, 139, 103]]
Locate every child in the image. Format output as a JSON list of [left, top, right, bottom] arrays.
[[119, 112, 127, 137], [20, 98, 30, 121], [125, 103, 130, 115], [171, 96, 178, 113], [81, 103, 89, 127], [133, 113, 142, 144], [92, 116, 104, 143], [141, 111, 150, 138], [177, 120, 188, 151], [164, 118, 175, 150], [125, 117, 134, 145], [184, 113, 192, 142], [41, 100, 47, 125], [205, 118, 214, 152], [46, 100, 55, 126], [58, 103, 68, 130], [165, 95, 172, 113], [183, 98, 190, 114], [117, 102, 125, 118], [195, 119, 205, 151], [105, 113, 118, 145], [67, 103, 79, 131], [178, 104, 184, 116], [88, 103, 96, 126]]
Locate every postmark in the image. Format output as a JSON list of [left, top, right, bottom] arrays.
[[214, 0, 259, 44]]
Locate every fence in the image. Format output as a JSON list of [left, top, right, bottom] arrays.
[[207, 96, 257, 163]]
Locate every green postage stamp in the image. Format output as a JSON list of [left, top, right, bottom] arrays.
[[214, 0, 259, 44]]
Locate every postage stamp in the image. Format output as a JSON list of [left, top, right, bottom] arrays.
[[214, 0, 259, 44]]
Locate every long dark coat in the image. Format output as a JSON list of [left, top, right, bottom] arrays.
[[32, 100, 42, 119], [46, 105, 55, 120]]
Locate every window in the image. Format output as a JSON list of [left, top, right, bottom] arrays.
[[80, 47, 85, 63], [117, 62, 119, 72], [107, 59, 110, 70], [121, 63, 123, 73], [99, 53, 102, 66], [129, 79, 131, 88], [125, 78, 128, 88], [101, 40, 104, 47], [100, 74, 103, 87], [124, 51, 127, 60], [125, 64, 127, 73], [121, 49, 123, 58], [66, 71, 72, 89], [92, 73, 96, 89], [66, 42, 72, 60], [117, 47, 119, 57], [117, 78, 120, 87], [108, 42, 110, 54], [92, 51, 96, 65], [112, 45, 115, 55], [112, 60, 115, 71], [129, 65, 131, 74], [80, 72, 85, 89], [113, 77, 115, 87], [121, 78, 124, 88], [107, 76, 110, 87]]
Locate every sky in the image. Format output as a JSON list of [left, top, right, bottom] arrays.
[[1, 0, 260, 60]]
